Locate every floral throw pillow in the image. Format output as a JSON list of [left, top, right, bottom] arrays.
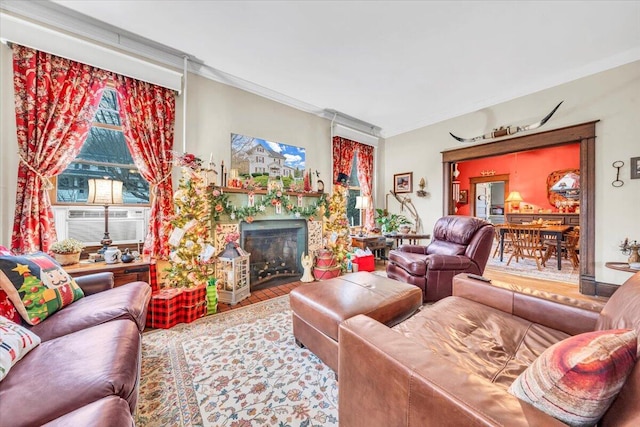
[[509, 329, 637, 427], [1, 315, 41, 381], [0, 252, 84, 325], [0, 247, 21, 324]]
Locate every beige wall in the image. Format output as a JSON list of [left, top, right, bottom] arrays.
[[181, 73, 332, 186], [384, 60, 640, 285]]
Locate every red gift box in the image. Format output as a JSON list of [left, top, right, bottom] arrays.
[[146, 284, 209, 329], [149, 261, 159, 293], [353, 254, 375, 272], [180, 285, 207, 324], [147, 288, 183, 329], [181, 301, 207, 323]]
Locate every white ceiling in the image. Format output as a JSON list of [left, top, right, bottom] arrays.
[[52, 0, 640, 137]]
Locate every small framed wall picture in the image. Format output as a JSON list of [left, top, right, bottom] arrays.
[[631, 157, 640, 179], [394, 172, 413, 194], [459, 189, 469, 204]]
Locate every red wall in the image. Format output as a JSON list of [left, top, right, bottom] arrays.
[[456, 144, 580, 216]]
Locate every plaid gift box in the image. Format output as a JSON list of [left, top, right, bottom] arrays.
[[149, 261, 159, 293], [180, 285, 207, 324], [147, 287, 183, 329], [181, 301, 207, 324]]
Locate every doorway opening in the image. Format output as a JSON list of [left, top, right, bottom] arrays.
[[441, 121, 606, 296], [469, 174, 509, 224]]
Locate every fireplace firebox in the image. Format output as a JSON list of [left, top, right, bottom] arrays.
[[240, 219, 308, 290]]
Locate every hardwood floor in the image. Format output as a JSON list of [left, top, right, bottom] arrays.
[[161, 259, 608, 316], [482, 268, 608, 307], [216, 280, 302, 313]]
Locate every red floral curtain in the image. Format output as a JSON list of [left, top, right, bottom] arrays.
[[332, 136, 376, 229], [332, 136, 356, 184], [356, 144, 375, 229], [115, 75, 175, 259], [11, 45, 109, 254]]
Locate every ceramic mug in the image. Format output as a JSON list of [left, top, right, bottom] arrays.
[[104, 248, 122, 264]]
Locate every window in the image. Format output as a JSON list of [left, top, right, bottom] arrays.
[[346, 154, 362, 227], [56, 87, 149, 204]]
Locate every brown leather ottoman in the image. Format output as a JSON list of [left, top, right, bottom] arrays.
[[289, 272, 422, 372]]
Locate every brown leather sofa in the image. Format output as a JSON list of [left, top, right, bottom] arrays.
[[338, 272, 640, 426], [0, 272, 151, 427], [386, 215, 494, 301]]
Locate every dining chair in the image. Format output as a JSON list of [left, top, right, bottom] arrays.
[[544, 228, 580, 268], [493, 224, 512, 258], [506, 224, 546, 270]]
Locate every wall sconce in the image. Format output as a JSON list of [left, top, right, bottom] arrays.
[[416, 177, 429, 197]]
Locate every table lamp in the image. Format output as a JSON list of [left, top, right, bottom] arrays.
[[87, 178, 124, 253], [505, 191, 523, 212], [355, 195, 372, 237]]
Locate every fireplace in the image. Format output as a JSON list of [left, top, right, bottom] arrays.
[[240, 219, 308, 289]]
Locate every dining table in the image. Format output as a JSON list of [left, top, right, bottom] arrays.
[[498, 224, 573, 270]]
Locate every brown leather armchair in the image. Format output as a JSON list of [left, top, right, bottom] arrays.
[[386, 215, 494, 302]]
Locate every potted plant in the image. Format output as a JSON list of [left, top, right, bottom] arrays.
[[50, 238, 84, 265], [375, 209, 411, 235]]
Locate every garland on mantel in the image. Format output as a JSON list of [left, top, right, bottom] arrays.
[[211, 187, 328, 223]]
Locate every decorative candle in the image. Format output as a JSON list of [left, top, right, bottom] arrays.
[[227, 270, 234, 286]]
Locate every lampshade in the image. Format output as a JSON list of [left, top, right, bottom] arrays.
[[355, 195, 372, 210], [505, 191, 523, 203], [87, 179, 124, 205]]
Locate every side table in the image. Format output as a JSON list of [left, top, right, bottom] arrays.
[[385, 233, 431, 246], [64, 259, 152, 287], [605, 262, 640, 274], [351, 235, 388, 260]]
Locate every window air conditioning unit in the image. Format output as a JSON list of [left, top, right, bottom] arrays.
[[52, 206, 149, 246]]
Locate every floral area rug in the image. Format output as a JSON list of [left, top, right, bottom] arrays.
[[136, 296, 338, 427]]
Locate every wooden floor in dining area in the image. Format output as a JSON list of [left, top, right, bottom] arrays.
[[217, 260, 608, 313], [483, 268, 609, 307]]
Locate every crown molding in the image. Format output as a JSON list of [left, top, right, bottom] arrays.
[[1, 0, 382, 137]]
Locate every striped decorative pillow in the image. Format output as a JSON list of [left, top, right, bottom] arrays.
[[509, 329, 637, 427], [1, 315, 41, 381]]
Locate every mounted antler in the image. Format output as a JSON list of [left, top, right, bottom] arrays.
[[387, 191, 423, 233]]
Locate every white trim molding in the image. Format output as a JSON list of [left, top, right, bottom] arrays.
[[0, 12, 183, 92]]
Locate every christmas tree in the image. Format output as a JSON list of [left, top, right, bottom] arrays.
[[324, 184, 352, 270], [164, 154, 216, 289]]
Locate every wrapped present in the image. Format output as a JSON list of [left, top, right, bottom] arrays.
[[149, 261, 159, 293], [353, 254, 375, 272], [147, 287, 183, 329], [181, 300, 207, 324], [180, 284, 207, 324]]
